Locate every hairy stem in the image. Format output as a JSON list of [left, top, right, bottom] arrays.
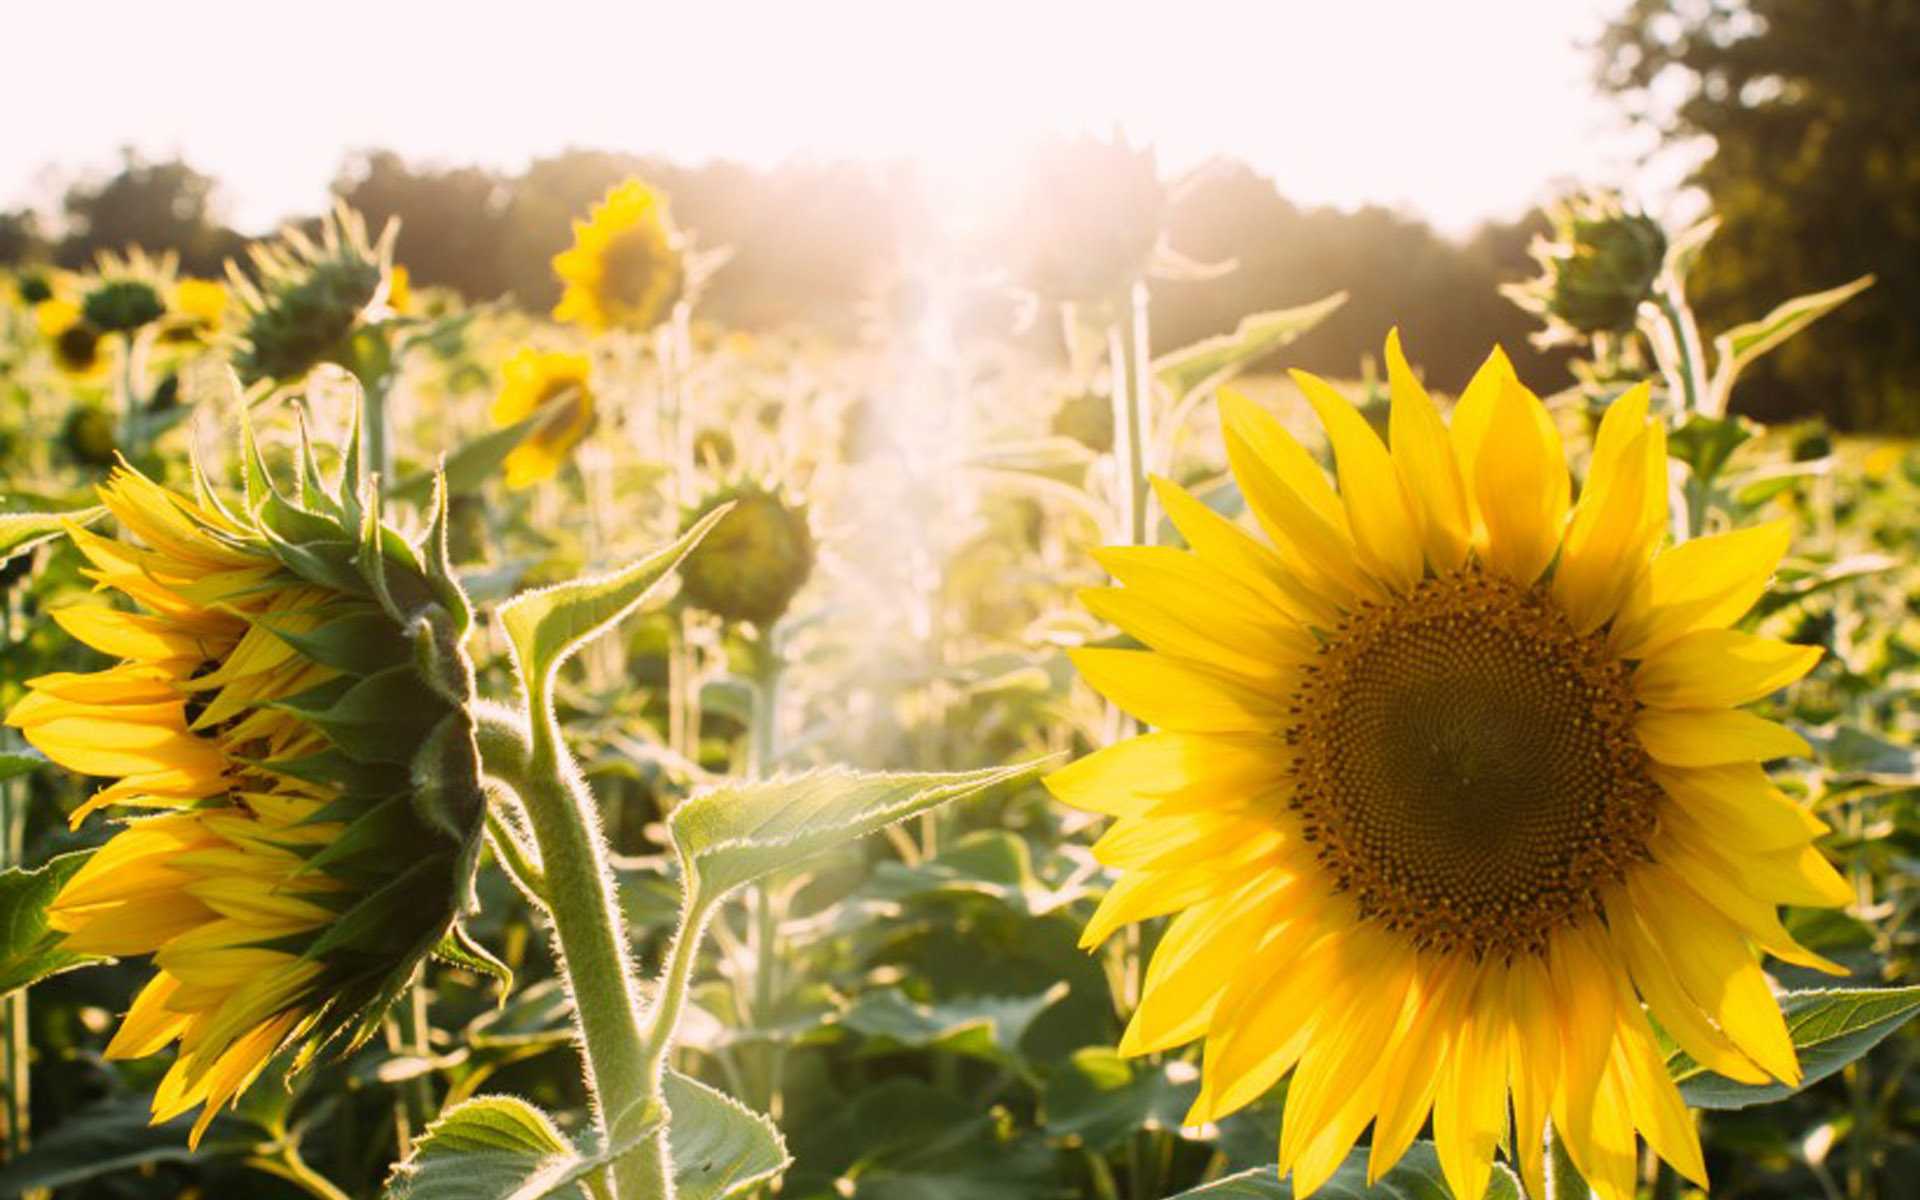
[[477, 704, 667, 1197]]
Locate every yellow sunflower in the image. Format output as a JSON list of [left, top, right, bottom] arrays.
[[173, 277, 229, 329], [35, 297, 109, 381], [551, 179, 685, 333], [1048, 331, 1847, 1200], [6, 459, 486, 1144], [491, 347, 597, 489]]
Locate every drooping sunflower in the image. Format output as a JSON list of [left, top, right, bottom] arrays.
[[1049, 332, 1847, 1200], [551, 179, 685, 333], [491, 347, 597, 488], [6, 448, 488, 1144]]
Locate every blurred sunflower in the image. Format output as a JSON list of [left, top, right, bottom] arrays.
[[6, 457, 487, 1144], [551, 179, 684, 333], [1051, 332, 1847, 1200], [386, 264, 412, 314], [36, 298, 108, 380], [173, 278, 229, 331], [491, 347, 596, 488]]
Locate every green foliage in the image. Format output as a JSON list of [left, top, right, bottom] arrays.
[[1668, 986, 1920, 1109], [0, 851, 105, 997], [1164, 1145, 1522, 1198]]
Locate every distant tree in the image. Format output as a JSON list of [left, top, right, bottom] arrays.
[[0, 209, 46, 266], [1152, 161, 1567, 394], [333, 150, 512, 299], [55, 149, 243, 275], [1598, 0, 1920, 430]]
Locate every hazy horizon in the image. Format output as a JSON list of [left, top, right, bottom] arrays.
[[5, 0, 1666, 239]]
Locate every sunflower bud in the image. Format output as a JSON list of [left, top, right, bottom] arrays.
[[5, 439, 486, 1145], [60, 405, 118, 467], [82, 279, 166, 334], [551, 178, 686, 334], [17, 272, 53, 306], [1512, 192, 1667, 338], [231, 205, 390, 384], [677, 483, 814, 627]]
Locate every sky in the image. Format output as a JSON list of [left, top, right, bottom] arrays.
[[4, 1, 1660, 239]]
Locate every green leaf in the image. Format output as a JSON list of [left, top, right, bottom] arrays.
[[434, 920, 513, 1000], [384, 1094, 584, 1200], [0, 748, 48, 783], [1164, 1143, 1522, 1198], [500, 507, 730, 701], [0, 851, 107, 997], [1798, 724, 1920, 783], [1714, 274, 1874, 377], [839, 984, 1066, 1078], [1668, 985, 1920, 1110], [1153, 292, 1348, 400], [0, 1095, 256, 1194], [275, 664, 445, 765], [0, 506, 104, 565], [389, 404, 570, 505], [1043, 1046, 1201, 1152], [671, 762, 1043, 901], [662, 1069, 788, 1200]]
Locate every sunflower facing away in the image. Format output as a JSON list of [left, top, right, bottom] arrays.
[[491, 347, 597, 488], [5, 449, 488, 1144], [1048, 332, 1848, 1199], [551, 178, 685, 333]]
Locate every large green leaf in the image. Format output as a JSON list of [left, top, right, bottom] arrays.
[[0, 1095, 255, 1194], [670, 762, 1042, 900], [499, 508, 729, 700], [384, 1094, 585, 1200], [0, 851, 107, 997], [0, 506, 104, 565], [661, 1069, 787, 1200], [1153, 293, 1347, 400], [0, 748, 48, 783], [839, 984, 1066, 1078], [1043, 1046, 1201, 1152], [1714, 274, 1873, 377], [1165, 1143, 1522, 1198], [1668, 985, 1920, 1110]]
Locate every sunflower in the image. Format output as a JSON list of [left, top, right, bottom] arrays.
[[36, 298, 108, 380], [491, 347, 597, 489], [173, 278, 229, 330], [1048, 332, 1848, 1200], [5, 454, 487, 1144], [551, 179, 685, 333]]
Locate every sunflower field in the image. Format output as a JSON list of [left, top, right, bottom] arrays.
[[0, 159, 1915, 1200]]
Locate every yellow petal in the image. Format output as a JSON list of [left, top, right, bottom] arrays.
[[1045, 731, 1285, 819], [1473, 376, 1569, 585], [1611, 521, 1792, 659], [1626, 868, 1800, 1084], [1431, 966, 1509, 1200], [1606, 887, 1770, 1085], [1634, 629, 1822, 709], [1385, 329, 1471, 571], [1368, 958, 1470, 1183], [1292, 370, 1424, 592], [1611, 998, 1709, 1188], [1079, 582, 1306, 680], [50, 606, 210, 663], [1555, 416, 1665, 633], [1446, 345, 1517, 547], [1121, 873, 1300, 1054], [1151, 476, 1343, 627], [105, 973, 193, 1060], [1648, 762, 1829, 851], [1636, 708, 1811, 766], [1068, 648, 1284, 733], [1218, 391, 1377, 606]]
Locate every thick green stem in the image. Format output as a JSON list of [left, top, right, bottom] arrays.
[[363, 372, 392, 486], [477, 705, 667, 1197], [1129, 278, 1155, 535], [118, 331, 143, 461], [744, 638, 783, 1115]]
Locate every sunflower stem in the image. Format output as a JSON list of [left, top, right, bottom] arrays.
[[478, 703, 670, 1197], [743, 632, 786, 1117]]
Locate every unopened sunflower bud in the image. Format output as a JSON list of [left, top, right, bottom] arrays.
[[61, 406, 117, 466], [1015, 135, 1167, 307], [678, 483, 814, 627], [1513, 192, 1667, 338], [5, 445, 486, 1146], [82, 279, 166, 334], [231, 205, 390, 383]]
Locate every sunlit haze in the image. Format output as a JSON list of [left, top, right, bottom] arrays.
[[6, 1, 1647, 237]]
